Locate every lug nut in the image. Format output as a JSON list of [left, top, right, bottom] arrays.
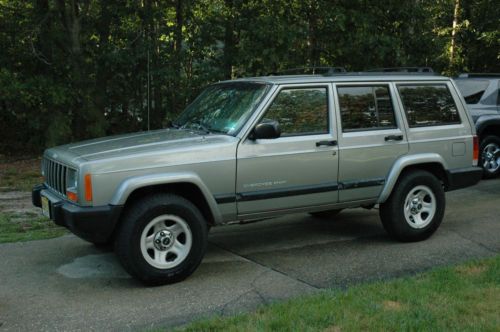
[[160, 232, 165, 236]]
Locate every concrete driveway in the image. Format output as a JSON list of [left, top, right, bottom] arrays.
[[0, 179, 499, 331]]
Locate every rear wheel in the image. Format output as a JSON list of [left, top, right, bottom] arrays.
[[115, 193, 208, 285], [480, 135, 500, 179], [380, 170, 445, 242]]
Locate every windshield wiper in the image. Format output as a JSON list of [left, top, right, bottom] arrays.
[[179, 121, 228, 135], [181, 121, 211, 134]]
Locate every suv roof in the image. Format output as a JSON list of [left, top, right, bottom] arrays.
[[227, 73, 448, 85], [457, 73, 500, 79]]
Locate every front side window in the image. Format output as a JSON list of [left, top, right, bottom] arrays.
[[398, 84, 461, 127], [262, 87, 329, 136], [337, 85, 396, 132], [175, 82, 270, 135]]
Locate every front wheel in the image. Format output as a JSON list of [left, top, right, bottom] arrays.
[[379, 170, 445, 242], [115, 194, 208, 285]]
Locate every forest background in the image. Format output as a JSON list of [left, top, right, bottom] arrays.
[[0, 0, 498, 154]]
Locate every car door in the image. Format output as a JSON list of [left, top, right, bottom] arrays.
[[335, 82, 409, 202], [236, 84, 339, 216]]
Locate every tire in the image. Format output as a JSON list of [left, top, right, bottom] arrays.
[[479, 135, 500, 179], [309, 209, 343, 219], [379, 170, 445, 242], [114, 193, 208, 286]]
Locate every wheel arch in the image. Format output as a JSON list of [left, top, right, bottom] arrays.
[[476, 117, 500, 139], [378, 154, 449, 204], [111, 173, 222, 226]]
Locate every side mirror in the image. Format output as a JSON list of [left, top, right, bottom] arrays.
[[249, 120, 281, 140]]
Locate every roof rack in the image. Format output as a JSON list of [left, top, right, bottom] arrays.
[[366, 67, 434, 73], [322, 71, 438, 77], [457, 73, 500, 78], [270, 67, 347, 76]]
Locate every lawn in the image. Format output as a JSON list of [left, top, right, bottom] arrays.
[[179, 255, 500, 332], [0, 212, 67, 243], [0, 157, 67, 243]]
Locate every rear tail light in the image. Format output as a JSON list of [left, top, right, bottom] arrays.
[[473, 135, 479, 166]]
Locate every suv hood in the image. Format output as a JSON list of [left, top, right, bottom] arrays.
[[51, 129, 234, 162]]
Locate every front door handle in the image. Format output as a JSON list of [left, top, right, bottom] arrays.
[[384, 135, 404, 142], [316, 140, 338, 147]]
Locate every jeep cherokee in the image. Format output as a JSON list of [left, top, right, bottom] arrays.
[[33, 72, 482, 285]]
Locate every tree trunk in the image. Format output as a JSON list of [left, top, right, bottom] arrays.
[[94, 0, 112, 131], [223, 0, 235, 79], [34, 0, 52, 69], [167, 0, 184, 118], [449, 0, 460, 66], [307, 0, 320, 68]]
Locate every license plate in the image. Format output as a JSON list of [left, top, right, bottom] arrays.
[[41, 195, 51, 218]]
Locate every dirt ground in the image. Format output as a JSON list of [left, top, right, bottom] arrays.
[[0, 156, 43, 192], [0, 157, 44, 229]]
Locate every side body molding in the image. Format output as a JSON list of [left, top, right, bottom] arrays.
[[377, 153, 448, 204], [110, 172, 223, 224]]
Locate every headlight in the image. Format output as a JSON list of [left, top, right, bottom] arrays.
[[66, 168, 78, 189], [66, 169, 79, 202]]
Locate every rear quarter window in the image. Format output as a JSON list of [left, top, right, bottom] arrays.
[[454, 79, 490, 104], [397, 84, 461, 128]]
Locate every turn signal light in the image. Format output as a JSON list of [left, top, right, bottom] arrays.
[[472, 135, 479, 166], [67, 190, 78, 202], [84, 174, 93, 202]]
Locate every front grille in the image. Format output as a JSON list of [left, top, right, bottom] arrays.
[[43, 158, 69, 197]]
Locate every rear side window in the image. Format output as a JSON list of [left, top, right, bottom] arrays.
[[454, 79, 490, 104], [398, 84, 461, 127], [337, 85, 397, 132]]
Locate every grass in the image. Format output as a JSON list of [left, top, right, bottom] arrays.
[[0, 212, 67, 243], [0, 157, 43, 191], [0, 157, 65, 243], [178, 255, 500, 332]]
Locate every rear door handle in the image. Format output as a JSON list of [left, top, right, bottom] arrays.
[[316, 140, 338, 147], [384, 135, 403, 142]]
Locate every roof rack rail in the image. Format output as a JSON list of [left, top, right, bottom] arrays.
[[458, 73, 500, 78], [366, 67, 434, 73], [270, 66, 347, 76]]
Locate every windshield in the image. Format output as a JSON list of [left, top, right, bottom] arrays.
[[175, 82, 270, 135]]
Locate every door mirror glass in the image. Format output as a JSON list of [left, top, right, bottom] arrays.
[[250, 121, 281, 140]]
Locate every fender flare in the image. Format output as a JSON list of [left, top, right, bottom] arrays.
[[110, 172, 222, 224], [377, 153, 448, 204], [475, 115, 500, 137]]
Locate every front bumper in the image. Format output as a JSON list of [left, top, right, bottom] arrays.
[[32, 184, 123, 244], [446, 167, 483, 191]]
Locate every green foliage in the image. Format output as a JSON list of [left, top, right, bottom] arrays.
[[178, 255, 500, 331], [0, 0, 498, 154]]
